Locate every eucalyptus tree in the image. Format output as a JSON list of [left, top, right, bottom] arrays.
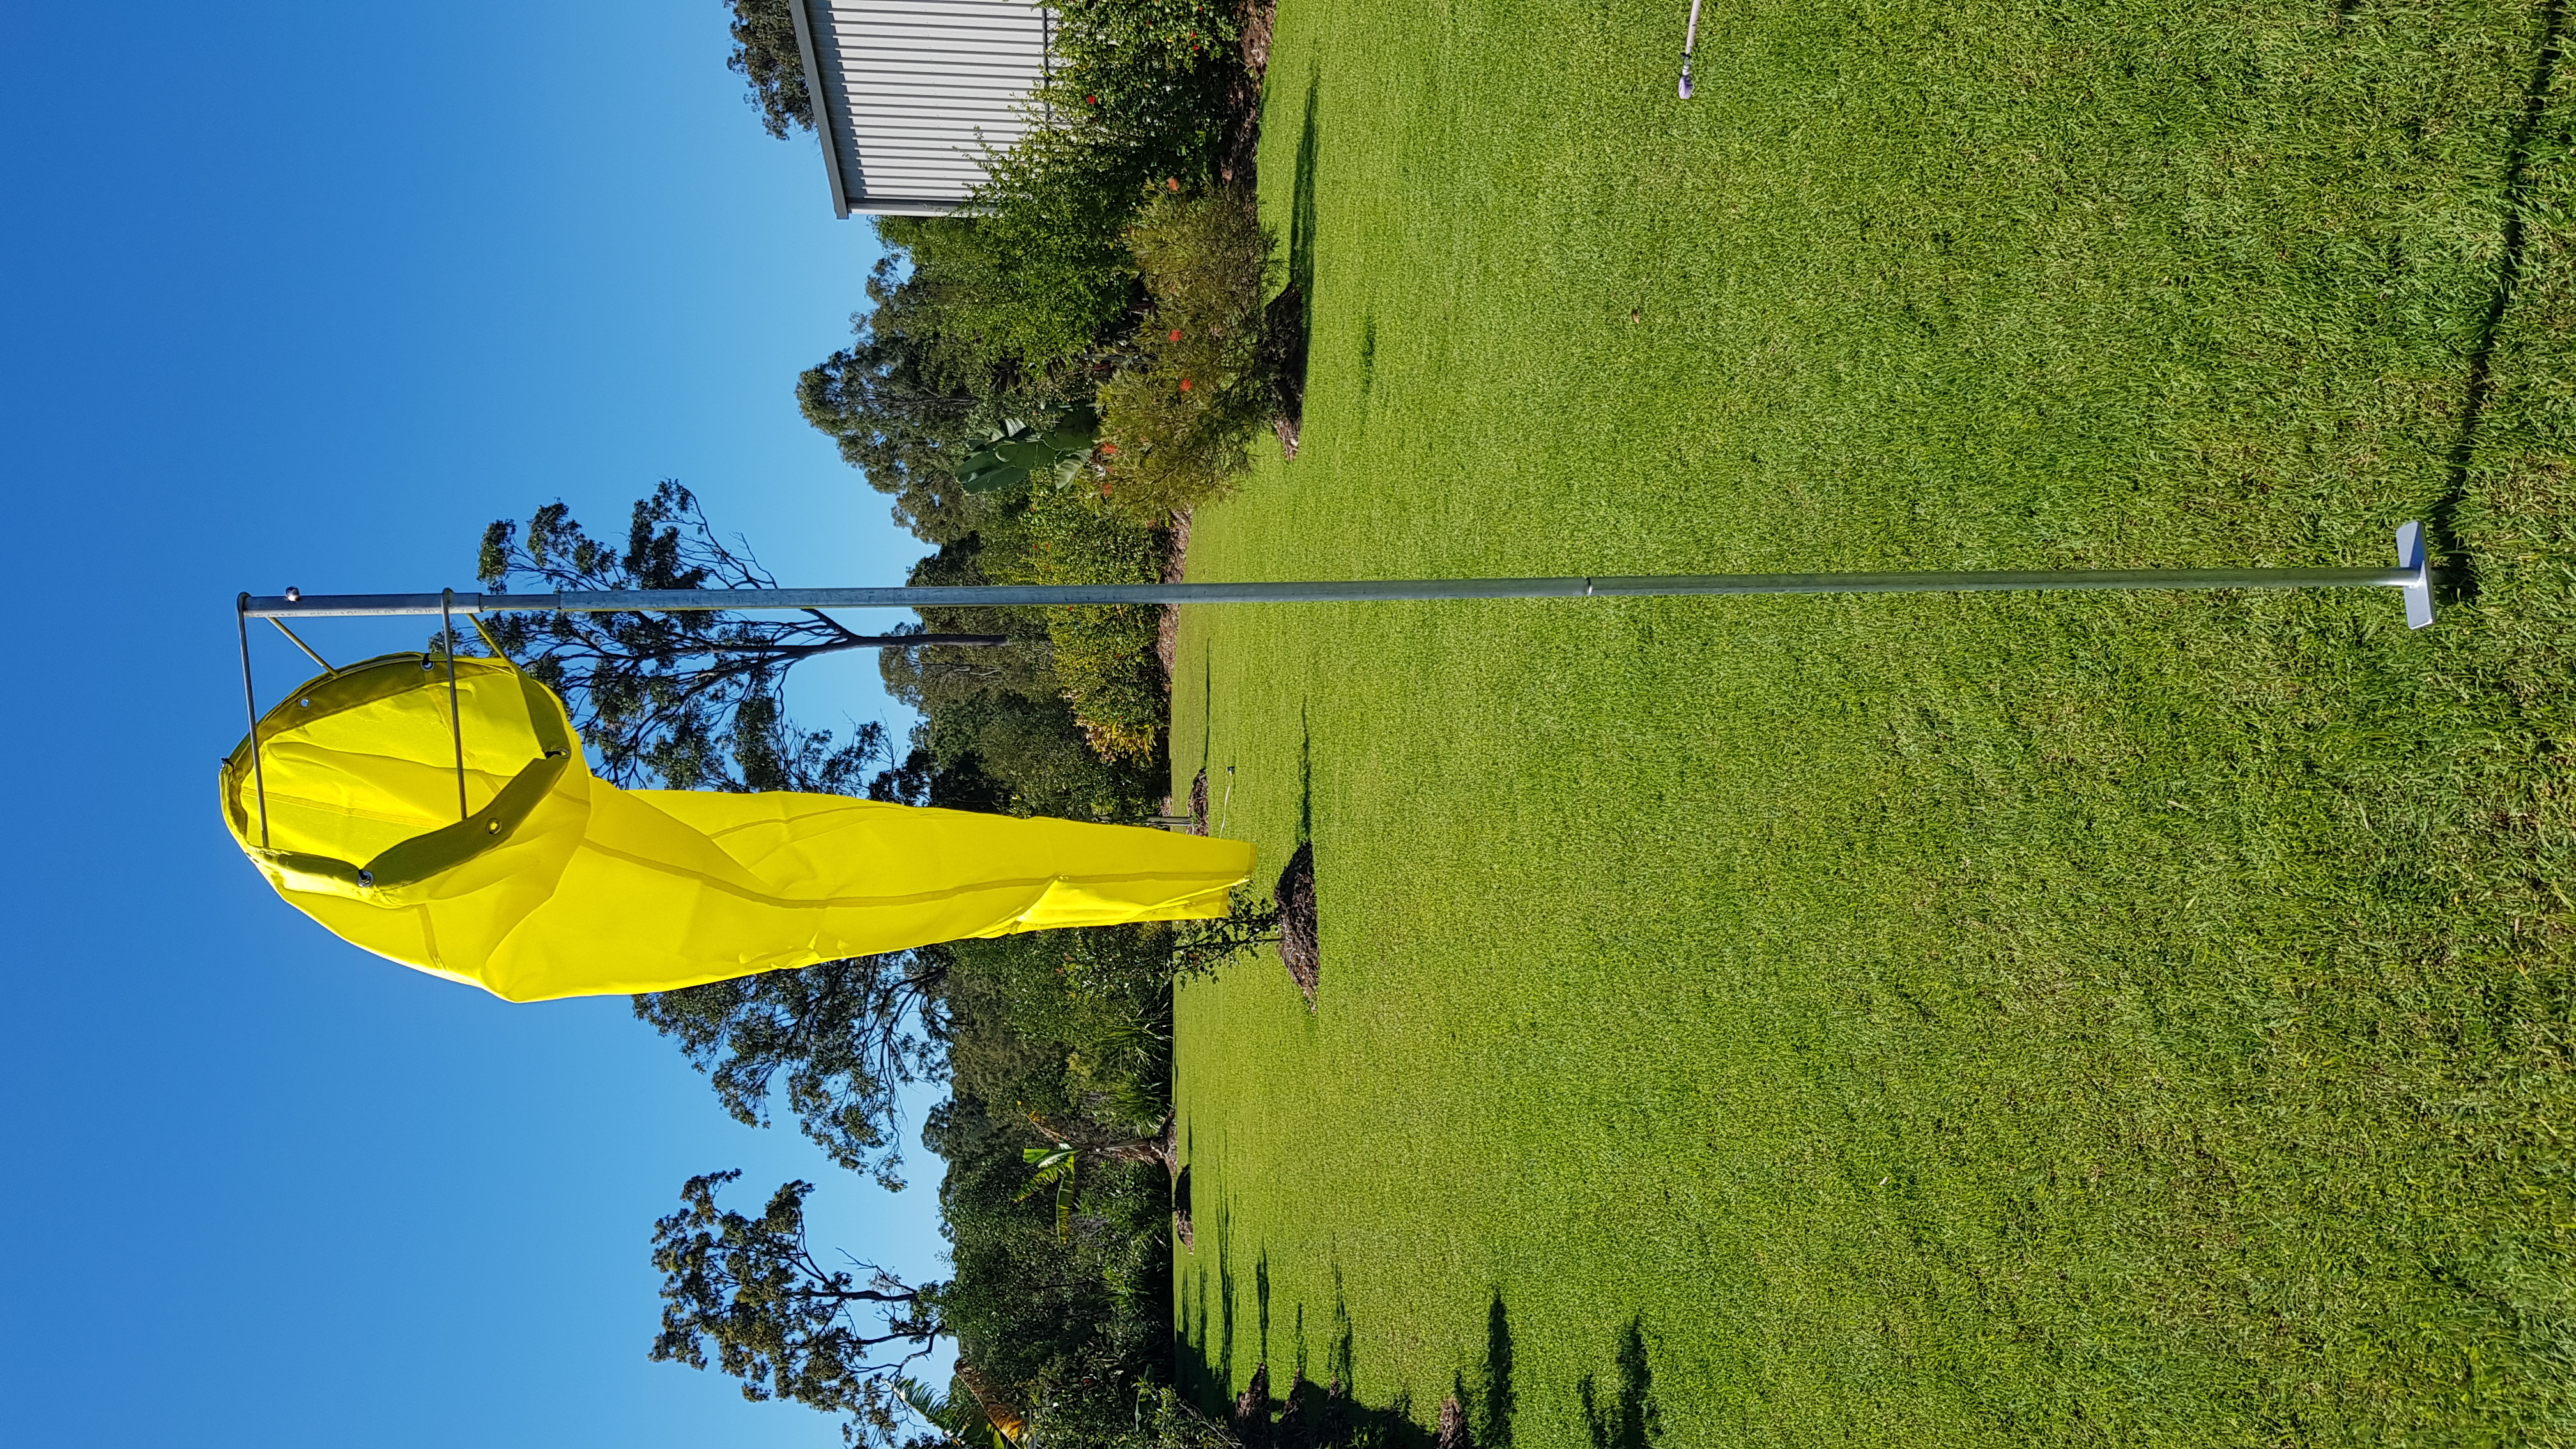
[[723, 0, 812, 140], [478, 484, 965, 1184], [636, 950, 951, 1191], [476, 480, 921, 793], [652, 1170, 946, 1448]]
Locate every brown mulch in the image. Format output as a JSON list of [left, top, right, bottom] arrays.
[[1274, 1374, 1330, 1449], [1218, 0, 1276, 187], [1190, 769, 1211, 833], [1219, 0, 1304, 457], [1156, 507, 1194, 680], [1276, 841, 1319, 1006], [1263, 284, 1307, 457], [1232, 1364, 1275, 1443], [1236, 1369, 1349, 1449], [1435, 1394, 1471, 1449]]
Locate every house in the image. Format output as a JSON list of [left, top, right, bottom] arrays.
[[786, 0, 1052, 217]]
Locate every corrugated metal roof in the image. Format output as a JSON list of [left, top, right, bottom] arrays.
[[792, 0, 1052, 217]]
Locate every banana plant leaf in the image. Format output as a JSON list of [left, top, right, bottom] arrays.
[[956, 411, 1100, 494], [897, 1376, 1016, 1449], [1018, 1143, 1080, 1239]]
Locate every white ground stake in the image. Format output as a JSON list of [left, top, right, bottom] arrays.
[[242, 523, 2438, 629], [1678, 0, 1702, 98]]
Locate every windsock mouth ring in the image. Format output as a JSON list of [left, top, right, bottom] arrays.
[[220, 650, 579, 894]]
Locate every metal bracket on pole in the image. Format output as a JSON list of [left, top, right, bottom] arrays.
[[2395, 520, 2435, 630], [237, 523, 2443, 629]]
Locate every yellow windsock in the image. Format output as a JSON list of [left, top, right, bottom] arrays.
[[218, 648, 1254, 1002]]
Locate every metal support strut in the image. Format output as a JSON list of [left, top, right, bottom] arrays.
[[442, 588, 467, 821], [267, 617, 334, 671], [234, 593, 270, 848], [238, 524, 2441, 629]]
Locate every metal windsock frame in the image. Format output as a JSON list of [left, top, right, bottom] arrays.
[[241, 523, 2438, 629]]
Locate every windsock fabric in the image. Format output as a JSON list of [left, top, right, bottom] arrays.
[[218, 649, 1255, 1002]]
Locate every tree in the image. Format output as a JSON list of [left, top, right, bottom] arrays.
[[635, 951, 951, 1191], [724, 0, 813, 140], [480, 484, 1005, 1185], [799, 341, 986, 546], [477, 480, 935, 792], [799, 226, 1064, 544], [875, 535, 1064, 711], [652, 1170, 946, 1447], [1023, 1109, 1178, 1174], [856, 533, 1169, 825]]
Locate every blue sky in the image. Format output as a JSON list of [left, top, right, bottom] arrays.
[[0, 3, 952, 1443]]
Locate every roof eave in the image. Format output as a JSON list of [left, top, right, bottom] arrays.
[[786, 0, 852, 219]]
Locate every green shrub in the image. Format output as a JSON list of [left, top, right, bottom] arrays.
[[885, 526, 1171, 797], [1050, 605, 1168, 763], [1016, 483, 1169, 763], [953, 0, 1244, 374], [930, 925, 1179, 1407], [1029, 0, 1239, 194], [1097, 189, 1278, 519], [1050, 0, 1240, 70], [963, 137, 1148, 373]]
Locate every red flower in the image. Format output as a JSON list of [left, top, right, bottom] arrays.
[[1167, 177, 1180, 192], [1169, 328, 1183, 341], [1099, 443, 1117, 455], [1179, 379, 1193, 391], [1101, 481, 1114, 496], [1087, 95, 1099, 104]]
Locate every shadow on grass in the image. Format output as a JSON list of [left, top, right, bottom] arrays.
[[1183, 1241, 1211, 1400], [1174, 1200, 1238, 1404], [1220, 1207, 1240, 1393], [1288, 67, 1319, 305], [1459, 1293, 1517, 1449], [1279, 707, 1321, 1004], [1209, 1288, 1524, 1449], [2430, 0, 2569, 596], [1265, 67, 1321, 450], [1296, 706, 1313, 847], [1576, 1319, 1660, 1449]]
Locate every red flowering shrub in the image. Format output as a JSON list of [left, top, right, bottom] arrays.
[[1095, 188, 1277, 520]]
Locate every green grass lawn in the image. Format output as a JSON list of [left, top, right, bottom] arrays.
[[1169, 1, 2576, 1444]]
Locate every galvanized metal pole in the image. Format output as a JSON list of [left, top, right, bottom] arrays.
[[240, 523, 2438, 629]]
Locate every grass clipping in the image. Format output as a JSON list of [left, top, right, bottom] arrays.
[[1098, 188, 1278, 519]]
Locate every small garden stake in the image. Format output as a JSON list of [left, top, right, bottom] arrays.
[[1679, 0, 1701, 98]]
